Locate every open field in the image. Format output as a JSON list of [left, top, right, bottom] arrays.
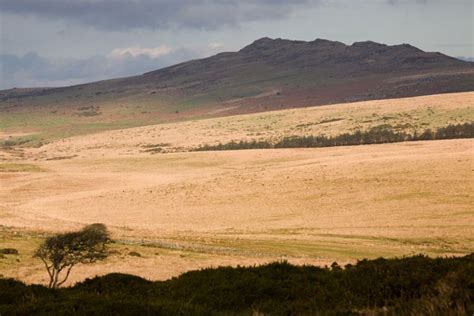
[[1, 139, 473, 285], [0, 92, 472, 286]]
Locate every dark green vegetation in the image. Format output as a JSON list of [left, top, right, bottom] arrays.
[[193, 122, 474, 151], [0, 248, 19, 255], [1, 254, 472, 315], [0, 248, 19, 259], [1, 38, 473, 145]]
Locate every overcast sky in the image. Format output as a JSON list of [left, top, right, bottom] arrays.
[[0, 0, 472, 89]]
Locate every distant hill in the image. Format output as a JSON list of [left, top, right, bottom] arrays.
[[140, 37, 473, 110], [1, 38, 473, 142]]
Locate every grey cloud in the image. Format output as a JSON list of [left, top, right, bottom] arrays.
[[0, 0, 316, 31], [386, 0, 428, 4], [0, 49, 198, 89]]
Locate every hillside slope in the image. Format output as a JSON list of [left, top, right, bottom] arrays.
[[1, 38, 473, 144], [10, 91, 473, 160]]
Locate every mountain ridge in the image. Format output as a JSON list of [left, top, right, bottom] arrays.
[[143, 37, 467, 78]]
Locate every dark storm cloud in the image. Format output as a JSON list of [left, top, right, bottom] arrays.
[[0, 0, 316, 30]]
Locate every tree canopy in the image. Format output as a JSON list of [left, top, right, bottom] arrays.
[[34, 223, 110, 288]]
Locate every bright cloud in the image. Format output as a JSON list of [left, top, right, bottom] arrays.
[[107, 46, 174, 60], [208, 43, 225, 50]]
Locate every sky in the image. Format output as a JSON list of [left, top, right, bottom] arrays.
[[0, 0, 472, 89]]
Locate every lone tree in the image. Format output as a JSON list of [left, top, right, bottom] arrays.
[[34, 223, 110, 288]]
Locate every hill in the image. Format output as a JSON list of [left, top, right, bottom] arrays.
[[19, 92, 473, 159], [1, 38, 473, 145]]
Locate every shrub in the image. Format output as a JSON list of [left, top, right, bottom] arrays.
[[1, 254, 472, 315], [0, 248, 19, 255]]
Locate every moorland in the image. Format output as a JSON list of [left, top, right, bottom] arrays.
[[0, 39, 473, 307]]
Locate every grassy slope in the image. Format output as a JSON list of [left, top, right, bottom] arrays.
[[24, 92, 474, 159], [2, 75, 473, 148]]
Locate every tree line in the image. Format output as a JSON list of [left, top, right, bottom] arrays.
[[193, 122, 473, 151]]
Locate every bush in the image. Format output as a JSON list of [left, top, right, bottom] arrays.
[[0, 248, 19, 255], [1, 254, 472, 315]]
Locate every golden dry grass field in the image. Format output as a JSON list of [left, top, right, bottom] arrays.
[[12, 91, 474, 160], [1, 92, 473, 286]]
